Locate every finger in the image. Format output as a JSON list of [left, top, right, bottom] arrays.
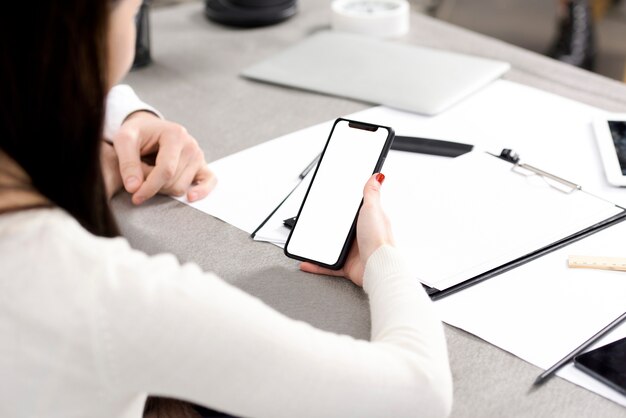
[[112, 128, 144, 193], [362, 173, 384, 206], [186, 165, 217, 202], [163, 144, 202, 192], [161, 139, 197, 187], [167, 164, 199, 197], [141, 162, 154, 178], [162, 163, 189, 194], [300, 262, 345, 277], [132, 135, 184, 204]]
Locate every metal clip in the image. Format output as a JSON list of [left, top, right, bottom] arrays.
[[499, 149, 580, 194], [512, 162, 581, 194]]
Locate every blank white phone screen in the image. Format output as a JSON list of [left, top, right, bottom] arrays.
[[286, 120, 389, 266]]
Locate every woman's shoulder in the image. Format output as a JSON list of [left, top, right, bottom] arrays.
[[0, 207, 207, 287], [0, 207, 132, 258]]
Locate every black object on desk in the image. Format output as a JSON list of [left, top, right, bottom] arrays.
[[574, 335, 626, 395], [283, 216, 297, 229], [132, 0, 152, 69], [533, 311, 626, 387], [205, 0, 297, 27], [391, 136, 473, 157]]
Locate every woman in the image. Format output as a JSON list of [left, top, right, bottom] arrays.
[[0, 1, 452, 417]]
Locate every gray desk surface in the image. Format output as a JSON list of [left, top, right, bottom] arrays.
[[116, 2, 626, 417]]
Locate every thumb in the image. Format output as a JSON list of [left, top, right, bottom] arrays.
[[363, 173, 385, 205], [112, 127, 144, 193]]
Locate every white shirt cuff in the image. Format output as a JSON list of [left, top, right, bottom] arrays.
[[103, 84, 163, 142]]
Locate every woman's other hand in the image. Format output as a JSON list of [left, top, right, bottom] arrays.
[[112, 111, 217, 205]]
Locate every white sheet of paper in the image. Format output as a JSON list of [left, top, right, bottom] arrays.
[[433, 218, 626, 407], [176, 122, 331, 234]]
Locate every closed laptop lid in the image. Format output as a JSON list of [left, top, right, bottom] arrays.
[[241, 31, 510, 115]]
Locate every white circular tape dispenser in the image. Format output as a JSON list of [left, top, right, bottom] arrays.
[[331, 0, 410, 39]]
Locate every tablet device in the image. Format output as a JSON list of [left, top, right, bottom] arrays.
[[593, 114, 626, 187], [574, 336, 626, 395]]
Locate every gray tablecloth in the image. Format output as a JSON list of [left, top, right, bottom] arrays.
[[115, 2, 626, 416]]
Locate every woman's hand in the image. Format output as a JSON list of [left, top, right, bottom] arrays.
[[300, 173, 394, 287], [101, 141, 124, 200], [112, 111, 217, 205]]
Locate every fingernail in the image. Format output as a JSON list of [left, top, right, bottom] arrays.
[[188, 192, 197, 201], [134, 196, 145, 205], [125, 176, 139, 189], [376, 173, 385, 184]]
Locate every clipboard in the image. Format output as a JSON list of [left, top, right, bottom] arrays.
[[252, 147, 626, 300], [420, 149, 626, 300], [385, 149, 626, 300]]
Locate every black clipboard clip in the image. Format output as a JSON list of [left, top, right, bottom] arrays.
[[497, 149, 581, 194], [283, 216, 296, 229]]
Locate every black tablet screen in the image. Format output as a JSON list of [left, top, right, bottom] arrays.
[[609, 121, 626, 175], [574, 336, 626, 395]]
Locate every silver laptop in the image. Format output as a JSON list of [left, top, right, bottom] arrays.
[[241, 31, 510, 115]]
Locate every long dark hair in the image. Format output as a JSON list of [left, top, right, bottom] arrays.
[[0, 0, 119, 237]]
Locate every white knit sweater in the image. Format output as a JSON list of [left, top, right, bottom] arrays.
[[0, 208, 452, 418]]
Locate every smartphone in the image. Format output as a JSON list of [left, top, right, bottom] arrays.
[[574, 336, 626, 395], [592, 115, 626, 187], [284, 118, 394, 270]]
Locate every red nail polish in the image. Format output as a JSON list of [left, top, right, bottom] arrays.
[[376, 173, 385, 184]]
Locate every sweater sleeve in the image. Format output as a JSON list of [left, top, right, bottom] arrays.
[[96, 242, 452, 418], [103, 84, 162, 142]]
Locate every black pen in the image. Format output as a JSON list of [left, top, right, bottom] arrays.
[[533, 310, 626, 387], [391, 136, 473, 157], [299, 153, 321, 179]]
